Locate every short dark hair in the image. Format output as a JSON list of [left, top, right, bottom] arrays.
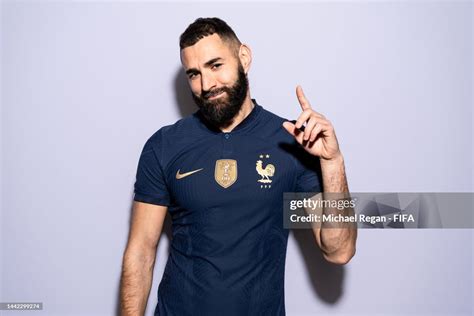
[[179, 17, 241, 52]]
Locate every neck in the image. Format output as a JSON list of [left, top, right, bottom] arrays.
[[220, 93, 254, 133]]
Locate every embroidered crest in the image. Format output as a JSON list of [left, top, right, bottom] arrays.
[[215, 159, 238, 188], [256, 154, 275, 189]]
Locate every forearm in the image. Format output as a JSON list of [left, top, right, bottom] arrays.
[[318, 154, 357, 263], [321, 154, 348, 193], [120, 247, 156, 316]]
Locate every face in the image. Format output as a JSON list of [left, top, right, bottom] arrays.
[[181, 34, 249, 128]]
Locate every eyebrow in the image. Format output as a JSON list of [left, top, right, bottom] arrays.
[[185, 57, 223, 75]]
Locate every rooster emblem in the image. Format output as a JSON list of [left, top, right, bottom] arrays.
[[256, 159, 275, 184]]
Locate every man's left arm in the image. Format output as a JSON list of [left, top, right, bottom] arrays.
[[283, 86, 357, 265], [317, 154, 357, 265]]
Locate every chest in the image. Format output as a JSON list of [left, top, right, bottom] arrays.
[[164, 136, 297, 211]]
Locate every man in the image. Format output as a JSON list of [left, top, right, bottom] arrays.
[[120, 17, 357, 316]]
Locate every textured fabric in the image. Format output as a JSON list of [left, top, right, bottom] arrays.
[[133, 100, 322, 316]]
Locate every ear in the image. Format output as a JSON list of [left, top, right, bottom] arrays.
[[238, 44, 252, 74]]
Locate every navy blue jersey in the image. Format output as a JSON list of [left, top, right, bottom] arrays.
[[134, 100, 322, 316]]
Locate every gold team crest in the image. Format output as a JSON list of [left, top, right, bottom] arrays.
[[215, 159, 238, 188]]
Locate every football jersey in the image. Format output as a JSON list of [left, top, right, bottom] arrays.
[[134, 99, 322, 316]]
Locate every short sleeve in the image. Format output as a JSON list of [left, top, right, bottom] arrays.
[[293, 144, 323, 193], [133, 133, 171, 206]]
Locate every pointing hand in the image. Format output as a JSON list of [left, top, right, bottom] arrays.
[[282, 86, 342, 161]]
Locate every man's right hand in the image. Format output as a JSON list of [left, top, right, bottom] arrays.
[[120, 201, 167, 316]]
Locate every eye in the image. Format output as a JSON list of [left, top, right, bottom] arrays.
[[188, 73, 198, 80], [211, 63, 222, 70]]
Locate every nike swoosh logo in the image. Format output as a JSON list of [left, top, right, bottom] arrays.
[[176, 168, 204, 180]]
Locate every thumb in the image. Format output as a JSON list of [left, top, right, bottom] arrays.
[[282, 121, 298, 137], [283, 121, 305, 145]]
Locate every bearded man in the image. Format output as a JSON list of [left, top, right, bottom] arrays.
[[120, 17, 357, 316]]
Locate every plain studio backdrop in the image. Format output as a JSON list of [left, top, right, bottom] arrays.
[[1, 1, 472, 315]]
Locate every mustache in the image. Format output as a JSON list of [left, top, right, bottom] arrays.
[[201, 87, 229, 100]]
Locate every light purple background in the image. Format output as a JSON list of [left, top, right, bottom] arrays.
[[1, 1, 473, 315]]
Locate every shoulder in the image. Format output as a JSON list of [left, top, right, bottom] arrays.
[[260, 106, 288, 125], [145, 113, 202, 148], [253, 105, 294, 142], [140, 113, 209, 166]]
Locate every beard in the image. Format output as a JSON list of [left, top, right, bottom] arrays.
[[192, 63, 249, 129]]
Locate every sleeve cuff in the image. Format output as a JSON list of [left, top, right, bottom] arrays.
[[133, 192, 170, 207]]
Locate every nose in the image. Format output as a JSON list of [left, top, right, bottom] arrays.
[[201, 72, 216, 93]]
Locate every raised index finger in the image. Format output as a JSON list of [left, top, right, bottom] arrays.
[[296, 85, 312, 111]]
